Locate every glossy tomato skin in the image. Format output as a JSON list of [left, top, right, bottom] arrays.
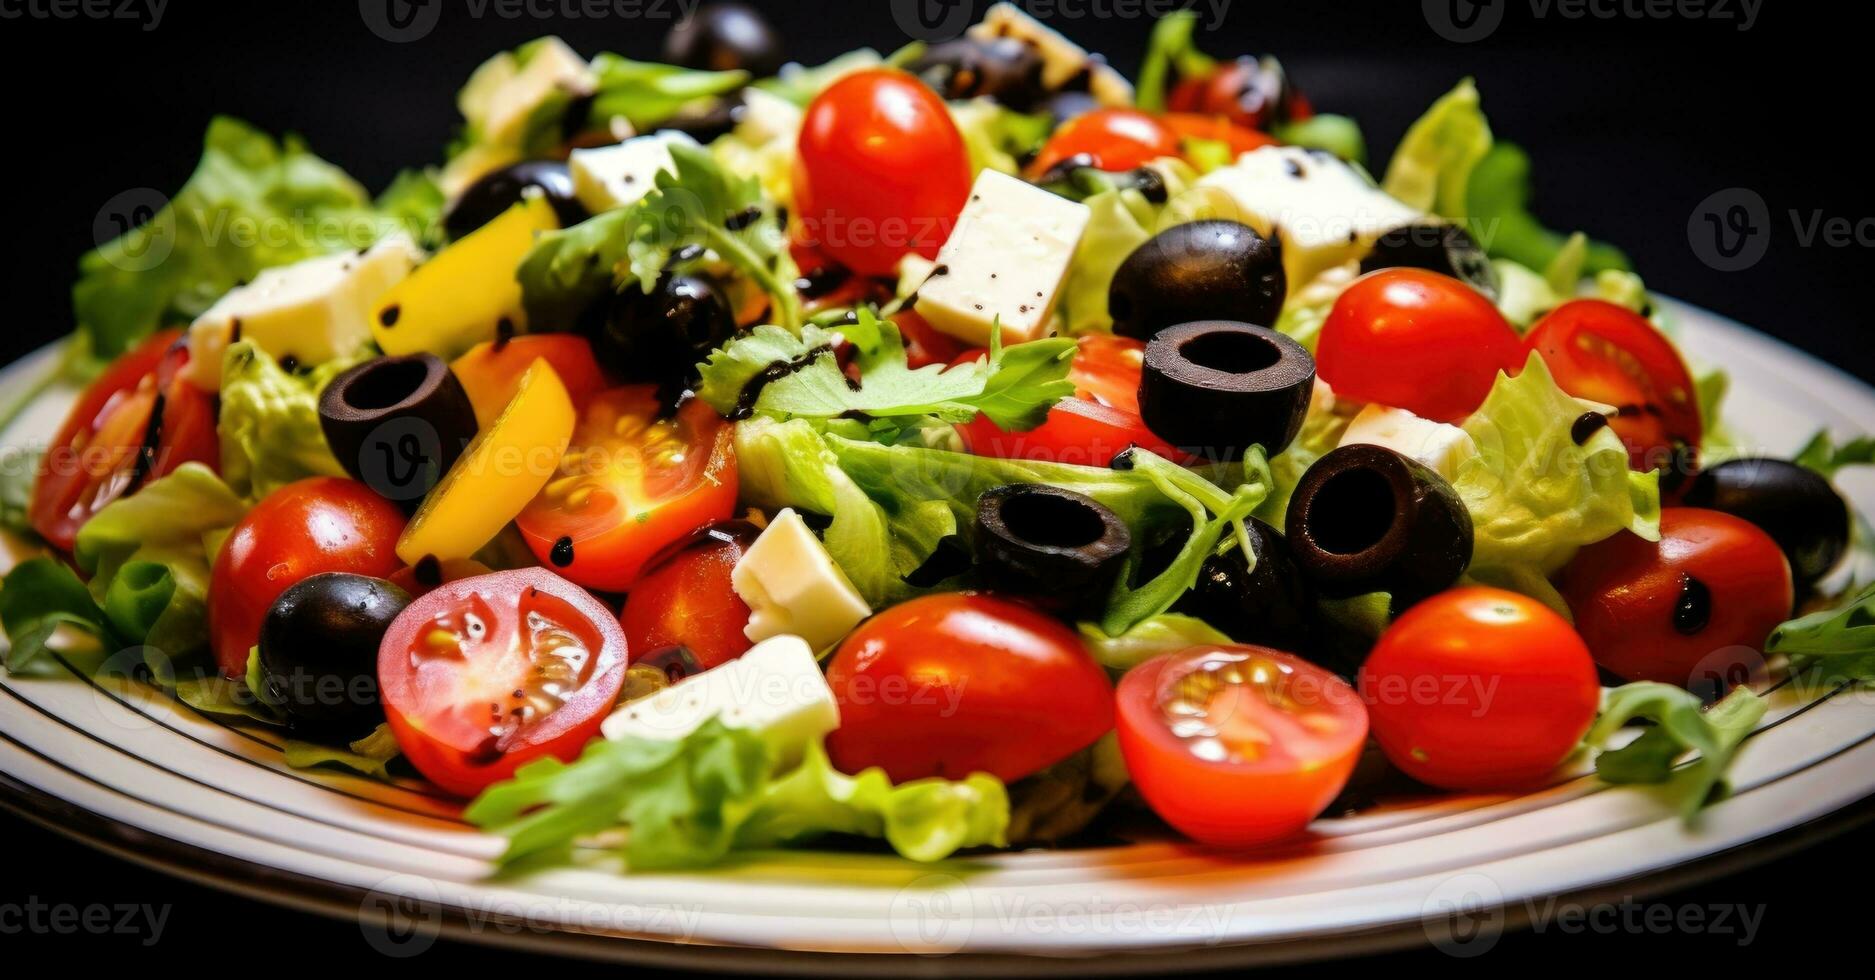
[[450, 334, 605, 426], [794, 69, 971, 276], [891, 309, 965, 370], [618, 521, 758, 671], [1317, 269, 1525, 423], [1525, 300, 1703, 495], [30, 329, 219, 551], [516, 387, 738, 592], [1358, 587, 1601, 791], [824, 593, 1114, 783], [1558, 508, 1792, 694], [377, 568, 628, 797], [1116, 646, 1367, 847], [1027, 108, 1181, 177], [1159, 113, 1280, 159], [954, 335, 1184, 466], [208, 478, 408, 678]]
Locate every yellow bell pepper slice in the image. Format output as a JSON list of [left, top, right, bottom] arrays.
[[370, 195, 558, 360]]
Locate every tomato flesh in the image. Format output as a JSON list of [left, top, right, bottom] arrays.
[[955, 334, 1184, 465], [1027, 108, 1181, 177], [450, 334, 606, 428], [618, 521, 757, 671]]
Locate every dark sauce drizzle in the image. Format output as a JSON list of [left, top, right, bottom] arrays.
[[730, 343, 837, 420]]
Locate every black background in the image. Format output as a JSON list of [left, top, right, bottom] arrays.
[[3, 0, 1873, 971]]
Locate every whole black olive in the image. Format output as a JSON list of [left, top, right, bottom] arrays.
[[1683, 457, 1851, 589], [663, 2, 784, 77], [906, 36, 1048, 110], [1361, 221, 1499, 300], [1109, 220, 1287, 340], [319, 354, 479, 507], [443, 160, 588, 241], [590, 273, 738, 388], [1285, 445, 1473, 608], [1139, 321, 1314, 461], [975, 484, 1132, 604], [259, 574, 411, 738], [1175, 517, 1313, 651]]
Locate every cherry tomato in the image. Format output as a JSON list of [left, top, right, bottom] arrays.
[[450, 334, 606, 429], [1358, 587, 1601, 791], [1160, 112, 1280, 160], [378, 568, 628, 796], [1116, 645, 1367, 847], [1525, 300, 1703, 495], [1167, 57, 1311, 131], [516, 386, 737, 592], [30, 329, 218, 551], [618, 521, 757, 671], [1558, 508, 1792, 694], [207, 478, 407, 677], [1027, 108, 1182, 178], [1317, 268, 1526, 423], [794, 69, 971, 276], [954, 334, 1183, 466], [824, 593, 1113, 783]]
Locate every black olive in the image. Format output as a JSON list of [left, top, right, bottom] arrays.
[[1683, 457, 1851, 590], [1039, 89, 1100, 127], [1285, 445, 1474, 608], [659, 92, 747, 144], [319, 354, 479, 507], [1138, 321, 1314, 461], [1109, 220, 1287, 340], [906, 36, 1048, 110], [1175, 518, 1312, 651], [663, 2, 784, 77], [590, 272, 737, 390], [259, 573, 411, 738], [636, 645, 704, 685], [1360, 221, 1499, 300], [443, 160, 588, 241], [975, 484, 1132, 603]]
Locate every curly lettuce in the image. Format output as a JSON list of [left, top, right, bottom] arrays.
[[217, 340, 365, 502], [1061, 158, 1198, 335]]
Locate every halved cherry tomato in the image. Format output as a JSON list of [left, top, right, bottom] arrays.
[[954, 334, 1182, 466], [1317, 268, 1526, 422], [1027, 108, 1182, 178], [1358, 587, 1601, 791], [1559, 508, 1792, 694], [618, 521, 757, 671], [450, 334, 606, 428], [794, 69, 971, 276], [516, 387, 737, 592], [378, 567, 628, 796], [824, 593, 1114, 783], [1525, 300, 1703, 495], [30, 329, 218, 551], [1117, 645, 1367, 847], [1160, 113, 1280, 160], [208, 478, 407, 677]]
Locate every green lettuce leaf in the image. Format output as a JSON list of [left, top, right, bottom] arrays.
[[1061, 160, 1197, 335], [950, 98, 1050, 177], [1768, 582, 1875, 659], [0, 557, 117, 671], [1466, 142, 1630, 275], [374, 168, 447, 249], [1382, 78, 1492, 217], [587, 54, 748, 131], [283, 723, 405, 781], [1585, 683, 1766, 817], [1273, 114, 1368, 165], [1258, 378, 1355, 527], [217, 340, 365, 501], [1794, 430, 1875, 478], [1078, 614, 1230, 673], [1135, 9, 1212, 112], [0, 447, 41, 536], [755, 49, 884, 106]]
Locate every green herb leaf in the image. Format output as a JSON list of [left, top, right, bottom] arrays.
[[284, 723, 404, 781], [587, 54, 749, 131], [1793, 430, 1875, 478], [0, 557, 117, 671], [1077, 615, 1231, 673], [1585, 683, 1766, 817]]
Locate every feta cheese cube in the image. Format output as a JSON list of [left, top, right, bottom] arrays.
[[732, 508, 872, 652], [568, 131, 699, 213], [1339, 404, 1480, 482], [464, 37, 596, 151], [1196, 145, 1421, 285], [968, 2, 1134, 105], [916, 169, 1091, 346]]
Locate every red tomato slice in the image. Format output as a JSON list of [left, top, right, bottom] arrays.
[[1117, 645, 1367, 847], [618, 521, 758, 671], [450, 334, 606, 428], [954, 334, 1184, 465], [516, 387, 738, 592], [378, 568, 628, 797], [1027, 108, 1182, 177], [30, 329, 219, 551]]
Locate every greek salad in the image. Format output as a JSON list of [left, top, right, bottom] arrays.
[[5, 3, 1875, 870]]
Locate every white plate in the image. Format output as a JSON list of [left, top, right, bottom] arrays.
[[3, 300, 1874, 973]]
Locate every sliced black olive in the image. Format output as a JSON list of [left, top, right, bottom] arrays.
[[906, 36, 1048, 110], [663, 2, 784, 77], [443, 160, 588, 241], [975, 484, 1132, 603], [589, 272, 737, 393], [1175, 517, 1312, 651], [319, 354, 479, 507], [1285, 445, 1473, 608], [1139, 321, 1314, 461], [259, 573, 411, 738], [1109, 220, 1287, 340], [1360, 221, 1499, 300], [1683, 457, 1851, 589]]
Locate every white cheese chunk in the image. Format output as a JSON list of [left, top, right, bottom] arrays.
[[738, 87, 803, 145], [568, 131, 699, 213], [600, 635, 839, 770], [1196, 145, 1421, 285], [968, 2, 1134, 105], [732, 508, 872, 651], [184, 234, 422, 391], [917, 169, 1090, 346], [1339, 404, 1479, 482], [464, 36, 596, 151]]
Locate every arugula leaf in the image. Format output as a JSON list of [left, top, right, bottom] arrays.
[[1794, 430, 1875, 478], [1768, 582, 1875, 661], [587, 54, 749, 131], [1585, 684, 1766, 817], [0, 558, 118, 671]]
